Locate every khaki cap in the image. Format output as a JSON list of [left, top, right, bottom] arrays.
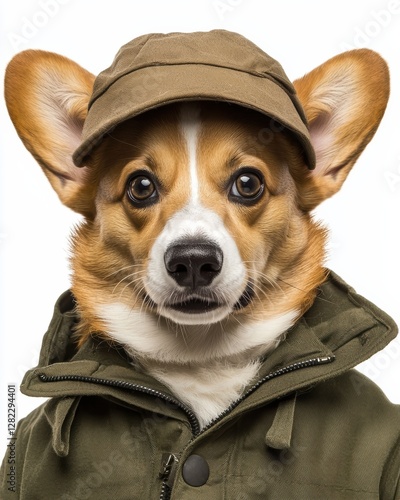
[[72, 30, 315, 168]]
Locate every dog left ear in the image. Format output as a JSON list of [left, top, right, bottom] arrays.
[[5, 50, 96, 217], [293, 49, 389, 210]]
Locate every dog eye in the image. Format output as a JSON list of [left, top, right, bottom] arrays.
[[126, 174, 158, 205], [230, 170, 264, 202]]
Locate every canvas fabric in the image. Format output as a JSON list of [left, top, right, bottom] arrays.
[[72, 30, 316, 169]]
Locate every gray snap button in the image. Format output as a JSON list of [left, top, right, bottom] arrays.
[[182, 454, 209, 487]]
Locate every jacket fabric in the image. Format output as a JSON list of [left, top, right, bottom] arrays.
[[1, 271, 400, 499]]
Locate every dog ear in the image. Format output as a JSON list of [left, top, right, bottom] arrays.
[[5, 50, 96, 217], [293, 49, 389, 210]]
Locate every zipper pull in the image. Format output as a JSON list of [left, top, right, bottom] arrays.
[[159, 453, 179, 488], [317, 355, 335, 364]]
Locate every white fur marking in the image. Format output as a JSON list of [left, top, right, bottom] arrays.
[[145, 204, 247, 324], [180, 105, 201, 203]]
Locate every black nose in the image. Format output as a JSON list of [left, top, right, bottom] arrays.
[[164, 240, 223, 288]]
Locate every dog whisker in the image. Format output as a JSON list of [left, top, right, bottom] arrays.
[[117, 278, 145, 304], [104, 263, 145, 280], [249, 269, 286, 296], [276, 277, 307, 293], [247, 279, 273, 305], [179, 323, 189, 348], [112, 270, 146, 295]]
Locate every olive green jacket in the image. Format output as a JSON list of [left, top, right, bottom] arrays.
[[1, 271, 400, 499]]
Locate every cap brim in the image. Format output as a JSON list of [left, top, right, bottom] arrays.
[[73, 64, 315, 168]]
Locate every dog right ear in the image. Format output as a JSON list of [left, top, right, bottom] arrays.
[[5, 50, 96, 217]]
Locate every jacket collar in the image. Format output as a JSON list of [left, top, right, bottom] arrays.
[[21, 270, 398, 455]]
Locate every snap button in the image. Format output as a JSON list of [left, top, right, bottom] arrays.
[[182, 454, 209, 487]]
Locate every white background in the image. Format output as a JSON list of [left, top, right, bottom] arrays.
[[1, 0, 400, 459]]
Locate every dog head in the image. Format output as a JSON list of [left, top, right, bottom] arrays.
[[5, 44, 389, 364]]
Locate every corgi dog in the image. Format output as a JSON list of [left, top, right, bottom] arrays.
[[5, 45, 389, 430]]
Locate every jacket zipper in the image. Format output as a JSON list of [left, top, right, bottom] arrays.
[[196, 354, 335, 436], [38, 372, 201, 434], [39, 354, 334, 500], [158, 354, 335, 499]]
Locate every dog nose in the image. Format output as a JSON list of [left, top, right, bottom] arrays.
[[164, 241, 223, 288]]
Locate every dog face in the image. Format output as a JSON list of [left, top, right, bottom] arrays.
[[85, 103, 315, 322], [71, 101, 320, 362], [5, 48, 389, 364]]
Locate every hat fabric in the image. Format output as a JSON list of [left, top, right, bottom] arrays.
[[72, 30, 315, 169]]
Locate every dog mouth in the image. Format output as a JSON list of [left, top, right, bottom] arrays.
[[233, 282, 254, 310], [169, 297, 221, 314], [145, 283, 254, 316]]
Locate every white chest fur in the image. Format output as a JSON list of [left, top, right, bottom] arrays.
[[139, 358, 263, 428], [99, 304, 297, 427]]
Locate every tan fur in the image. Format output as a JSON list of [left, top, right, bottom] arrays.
[[5, 48, 389, 357], [4, 50, 95, 216], [293, 49, 390, 210]]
